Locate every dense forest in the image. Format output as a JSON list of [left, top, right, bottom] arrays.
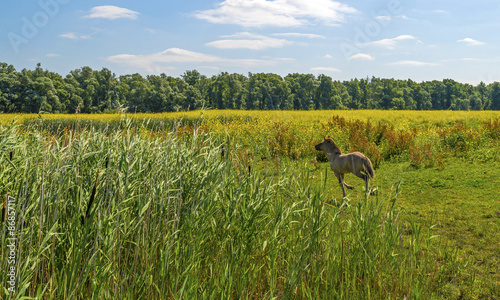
[[1, 62, 499, 113]]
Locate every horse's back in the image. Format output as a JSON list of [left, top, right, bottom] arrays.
[[349, 152, 366, 158], [330, 152, 362, 174]]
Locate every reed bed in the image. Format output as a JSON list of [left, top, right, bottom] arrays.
[[1, 121, 465, 299]]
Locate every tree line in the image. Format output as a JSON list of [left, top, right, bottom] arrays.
[[1, 62, 499, 113]]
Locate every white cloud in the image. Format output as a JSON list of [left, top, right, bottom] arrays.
[[85, 5, 139, 20], [389, 60, 438, 67], [375, 14, 408, 22], [349, 53, 374, 61], [274, 57, 295, 62], [194, 0, 357, 27], [324, 54, 333, 59], [59, 32, 91, 40], [311, 67, 341, 73], [107, 48, 279, 73], [206, 32, 292, 50], [376, 15, 391, 22], [46, 53, 60, 57], [272, 32, 326, 39], [457, 38, 486, 46], [363, 35, 416, 49], [461, 58, 481, 62]]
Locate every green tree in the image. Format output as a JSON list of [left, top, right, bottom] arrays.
[[338, 84, 351, 109], [146, 74, 173, 112], [285, 73, 318, 110], [62, 75, 84, 113], [120, 73, 151, 112], [94, 68, 122, 112], [367, 77, 383, 109], [468, 92, 482, 110], [181, 69, 201, 86], [358, 78, 371, 109], [489, 82, 500, 110], [345, 79, 362, 109], [247, 73, 288, 110], [476, 81, 488, 109], [16, 64, 63, 113], [428, 81, 446, 109], [413, 86, 432, 110], [402, 84, 416, 110], [0, 63, 20, 112], [68, 67, 99, 113], [315, 75, 345, 109]]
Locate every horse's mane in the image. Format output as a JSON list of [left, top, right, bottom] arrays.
[[325, 138, 342, 154]]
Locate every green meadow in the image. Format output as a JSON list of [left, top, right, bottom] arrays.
[[0, 110, 499, 299]]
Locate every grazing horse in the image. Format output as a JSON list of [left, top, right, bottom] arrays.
[[315, 138, 376, 198]]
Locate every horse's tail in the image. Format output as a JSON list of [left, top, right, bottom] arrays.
[[363, 156, 375, 179]]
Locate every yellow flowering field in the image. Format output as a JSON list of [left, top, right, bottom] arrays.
[[2, 109, 499, 126], [1, 110, 499, 168]]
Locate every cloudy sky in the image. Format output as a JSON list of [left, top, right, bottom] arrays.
[[2, 0, 500, 84]]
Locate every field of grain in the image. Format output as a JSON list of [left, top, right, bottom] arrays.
[[1, 110, 499, 299]]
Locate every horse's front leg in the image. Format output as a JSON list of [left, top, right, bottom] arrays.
[[335, 172, 347, 198]]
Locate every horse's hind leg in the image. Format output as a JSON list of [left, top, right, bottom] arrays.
[[343, 182, 355, 190], [353, 170, 368, 181], [340, 174, 354, 191], [353, 171, 372, 195]]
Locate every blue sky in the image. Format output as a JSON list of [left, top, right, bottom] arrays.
[[2, 0, 500, 84]]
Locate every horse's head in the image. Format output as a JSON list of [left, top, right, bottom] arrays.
[[314, 141, 324, 151], [315, 138, 341, 154]]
